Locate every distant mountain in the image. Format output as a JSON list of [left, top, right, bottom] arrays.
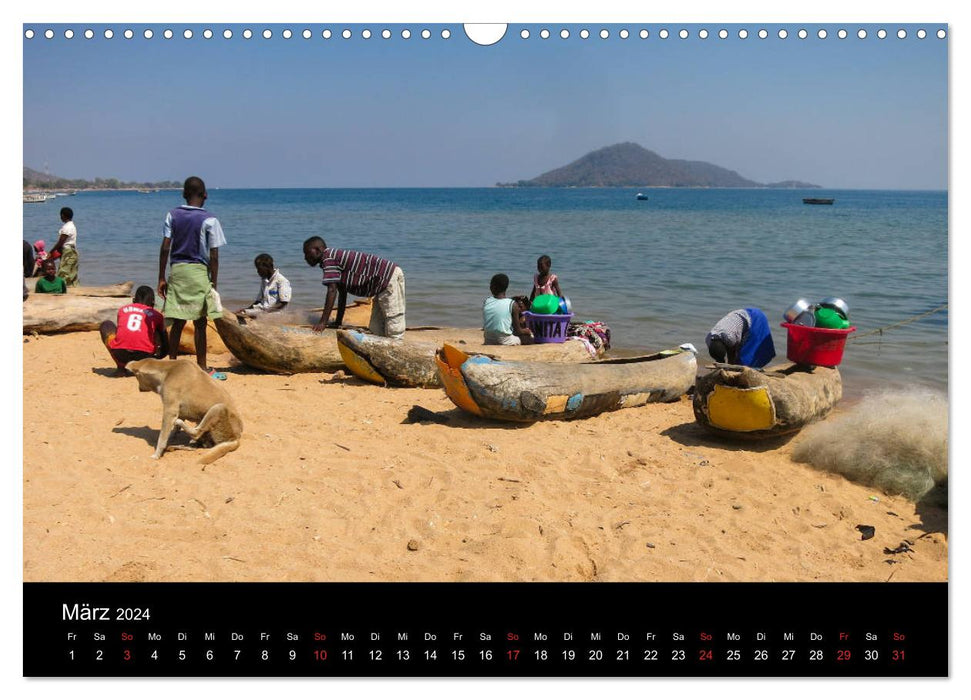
[[497, 143, 820, 189], [23, 165, 180, 191]]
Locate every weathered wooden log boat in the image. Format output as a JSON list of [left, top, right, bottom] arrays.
[[23, 294, 122, 334], [65, 281, 135, 297], [692, 362, 842, 439], [212, 299, 378, 373], [22, 281, 136, 333], [23, 279, 135, 297], [214, 313, 347, 373], [336, 329, 601, 388], [172, 320, 229, 354], [435, 343, 697, 422]]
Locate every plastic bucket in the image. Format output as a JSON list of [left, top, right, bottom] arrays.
[[523, 311, 573, 344], [781, 322, 856, 367]]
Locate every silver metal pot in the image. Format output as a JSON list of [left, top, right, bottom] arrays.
[[792, 310, 816, 327], [784, 298, 813, 323], [819, 297, 850, 320]]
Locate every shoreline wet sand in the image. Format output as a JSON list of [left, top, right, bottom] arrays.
[[23, 330, 947, 583]]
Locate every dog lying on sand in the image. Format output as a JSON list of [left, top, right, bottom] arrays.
[[126, 358, 243, 464]]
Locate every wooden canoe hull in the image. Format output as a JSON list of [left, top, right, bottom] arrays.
[[66, 281, 134, 297], [23, 279, 134, 298], [692, 362, 842, 439], [337, 329, 602, 388], [218, 313, 557, 376], [23, 281, 138, 333], [23, 295, 123, 333], [214, 314, 346, 374], [436, 343, 697, 422], [172, 319, 230, 355], [213, 299, 378, 373]]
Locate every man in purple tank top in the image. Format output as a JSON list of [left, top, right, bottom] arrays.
[[157, 176, 228, 378]]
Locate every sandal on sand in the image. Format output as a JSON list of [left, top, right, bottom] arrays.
[[207, 368, 228, 381]]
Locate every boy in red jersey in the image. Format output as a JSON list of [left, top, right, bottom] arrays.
[[100, 286, 170, 376]]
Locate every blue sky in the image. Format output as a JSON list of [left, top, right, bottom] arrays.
[[22, 22, 947, 189]]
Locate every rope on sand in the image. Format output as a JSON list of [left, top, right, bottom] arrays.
[[848, 303, 948, 341]]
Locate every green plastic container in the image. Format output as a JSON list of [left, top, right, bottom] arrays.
[[814, 307, 850, 330], [531, 294, 561, 315]]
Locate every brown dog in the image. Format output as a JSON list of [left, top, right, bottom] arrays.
[[126, 358, 243, 464]]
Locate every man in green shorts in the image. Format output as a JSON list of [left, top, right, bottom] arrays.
[[157, 176, 227, 379]]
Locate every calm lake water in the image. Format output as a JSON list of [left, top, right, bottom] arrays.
[[23, 187, 947, 396]]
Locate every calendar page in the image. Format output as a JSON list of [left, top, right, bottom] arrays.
[[19, 3, 950, 682]]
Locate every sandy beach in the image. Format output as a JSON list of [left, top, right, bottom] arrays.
[[22, 330, 947, 584]]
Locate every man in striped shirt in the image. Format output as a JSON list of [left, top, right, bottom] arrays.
[[303, 236, 406, 338]]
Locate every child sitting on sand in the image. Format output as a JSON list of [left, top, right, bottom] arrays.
[[529, 254, 563, 304], [483, 273, 533, 346], [236, 253, 292, 317], [34, 259, 66, 294], [99, 285, 169, 376]]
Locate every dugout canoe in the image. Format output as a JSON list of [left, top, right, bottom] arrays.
[[218, 311, 583, 375], [213, 299, 379, 373], [172, 319, 229, 355], [66, 281, 134, 297], [214, 313, 348, 373], [23, 279, 135, 298], [692, 362, 842, 440], [336, 329, 601, 388], [23, 294, 123, 333], [435, 343, 697, 422]]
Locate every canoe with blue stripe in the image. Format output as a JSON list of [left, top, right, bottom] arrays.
[[435, 343, 697, 422], [692, 362, 842, 439]]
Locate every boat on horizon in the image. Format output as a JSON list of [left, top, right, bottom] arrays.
[[803, 197, 835, 205], [635, 192, 649, 201]]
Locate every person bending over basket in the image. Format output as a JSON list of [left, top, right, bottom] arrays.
[[705, 307, 775, 368]]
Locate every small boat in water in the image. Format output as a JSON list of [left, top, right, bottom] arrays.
[[802, 198, 835, 205], [693, 362, 842, 440], [23, 193, 48, 203], [635, 193, 649, 201], [436, 343, 697, 422]]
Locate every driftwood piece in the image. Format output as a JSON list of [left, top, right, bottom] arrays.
[[693, 361, 842, 439], [437, 344, 697, 421], [337, 329, 600, 388]]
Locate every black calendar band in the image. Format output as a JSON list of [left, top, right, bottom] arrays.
[[24, 582, 947, 677]]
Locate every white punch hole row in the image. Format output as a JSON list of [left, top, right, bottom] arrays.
[[24, 25, 947, 43]]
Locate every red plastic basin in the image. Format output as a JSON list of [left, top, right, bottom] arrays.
[[781, 322, 856, 367]]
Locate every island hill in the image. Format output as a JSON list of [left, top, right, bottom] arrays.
[[23, 166, 180, 192], [497, 142, 820, 189]]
